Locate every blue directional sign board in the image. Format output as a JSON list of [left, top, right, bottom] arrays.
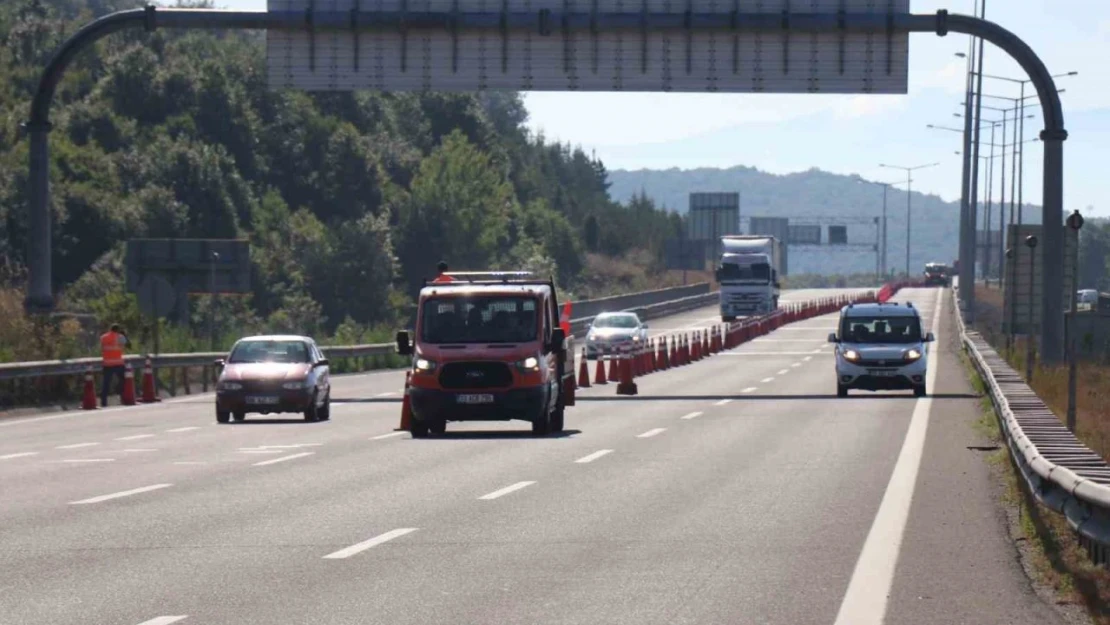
[[267, 0, 909, 93]]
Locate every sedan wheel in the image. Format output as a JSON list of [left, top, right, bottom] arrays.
[[304, 393, 319, 422], [216, 409, 230, 424]]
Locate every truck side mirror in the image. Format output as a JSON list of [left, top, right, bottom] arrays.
[[714, 268, 722, 281], [925, 332, 936, 343], [395, 330, 413, 356], [827, 333, 839, 344], [214, 358, 225, 369]]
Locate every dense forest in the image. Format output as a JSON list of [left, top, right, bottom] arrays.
[[0, 0, 686, 359]]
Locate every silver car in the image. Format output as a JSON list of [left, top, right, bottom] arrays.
[[585, 312, 649, 359]]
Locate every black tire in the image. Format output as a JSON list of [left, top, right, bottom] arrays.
[[411, 419, 430, 438], [232, 410, 246, 422], [318, 395, 331, 421], [304, 393, 319, 422], [216, 409, 231, 424], [914, 385, 927, 398], [532, 392, 552, 436], [837, 384, 848, 398], [429, 420, 446, 435]]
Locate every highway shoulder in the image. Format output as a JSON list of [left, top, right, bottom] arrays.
[[884, 299, 1083, 625]]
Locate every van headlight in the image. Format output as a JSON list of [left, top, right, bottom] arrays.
[[414, 358, 437, 373], [514, 356, 541, 373], [842, 349, 862, 363], [903, 348, 922, 362]]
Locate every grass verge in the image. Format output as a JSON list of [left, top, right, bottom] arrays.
[[959, 335, 1110, 624]]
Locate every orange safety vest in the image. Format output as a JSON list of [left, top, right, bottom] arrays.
[[432, 274, 455, 283], [100, 331, 125, 367]]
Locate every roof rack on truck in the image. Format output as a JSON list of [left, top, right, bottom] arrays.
[[422, 271, 554, 288]]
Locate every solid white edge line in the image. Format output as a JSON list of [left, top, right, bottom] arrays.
[[636, 427, 667, 438], [479, 481, 537, 500], [323, 527, 419, 560], [59, 458, 117, 463], [804, 356, 813, 361], [134, 616, 189, 625], [252, 452, 314, 467], [70, 483, 172, 505], [741, 387, 758, 393], [0, 452, 38, 460], [679, 411, 704, 420], [575, 449, 614, 464], [790, 363, 802, 368], [832, 290, 943, 625], [371, 432, 406, 440]]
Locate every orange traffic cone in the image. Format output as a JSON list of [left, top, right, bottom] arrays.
[[608, 352, 619, 381], [121, 364, 136, 406], [658, 339, 668, 370], [139, 358, 159, 403], [578, 349, 591, 388], [594, 353, 608, 385], [81, 368, 97, 410], [703, 331, 711, 356], [616, 347, 638, 396], [397, 371, 413, 431]]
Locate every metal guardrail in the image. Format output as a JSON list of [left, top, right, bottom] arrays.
[[0, 289, 721, 385], [955, 283, 1110, 565]]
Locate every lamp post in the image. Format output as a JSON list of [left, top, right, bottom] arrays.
[[1066, 209, 1085, 432], [1005, 246, 1014, 353], [878, 162, 939, 276], [857, 178, 906, 278], [1024, 234, 1038, 382]]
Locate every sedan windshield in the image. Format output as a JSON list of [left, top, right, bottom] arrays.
[[840, 316, 923, 344], [592, 314, 639, 329], [229, 340, 311, 364], [421, 296, 538, 344]]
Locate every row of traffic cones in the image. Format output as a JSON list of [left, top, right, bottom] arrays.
[[81, 359, 161, 410]]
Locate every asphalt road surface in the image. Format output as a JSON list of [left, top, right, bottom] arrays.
[[0, 288, 1071, 625]]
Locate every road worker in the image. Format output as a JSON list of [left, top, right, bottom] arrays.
[[432, 260, 455, 283], [99, 324, 128, 407]]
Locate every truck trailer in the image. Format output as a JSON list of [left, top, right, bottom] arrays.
[[714, 235, 786, 321]]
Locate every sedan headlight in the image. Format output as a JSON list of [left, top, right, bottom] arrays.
[[842, 349, 862, 363], [515, 356, 541, 373], [903, 348, 922, 362], [282, 380, 309, 390], [414, 358, 437, 373], [218, 381, 242, 391]]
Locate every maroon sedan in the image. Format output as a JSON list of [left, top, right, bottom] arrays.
[[214, 335, 332, 423]]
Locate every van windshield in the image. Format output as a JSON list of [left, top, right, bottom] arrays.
[[421, 296, 540, 344], [840, 316, 923, 344]]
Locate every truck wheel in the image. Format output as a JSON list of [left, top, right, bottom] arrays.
[[532, 400, 552, 436], [550, 396, 565, 433], [411, 419, 430, 438], [233, 410, 246, 422]]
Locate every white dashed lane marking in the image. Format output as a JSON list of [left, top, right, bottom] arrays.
[[115, 434, 155, 442], [252, 452, 314, 467], [714, 399, 733, 406], [741, 387, 758, 394], [679, 411, 703, 420], [761, 377, 775, 383], [0, 452, 37, 460], [56, 442, 100, 450], [70, 483, 172, 505], [371, 432, 406, 440], [479, 481, 536, 500], [323, 528, 419, 560], [637, 428, 667, 438], [575, 449, 613, 464]]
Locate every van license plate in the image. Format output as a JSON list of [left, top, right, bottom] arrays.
[[867, 370, 897, 377], [457, 394, 494, 404], [246, 396, 279, 404]]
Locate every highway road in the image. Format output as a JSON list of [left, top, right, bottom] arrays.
[[0, 288, 1073, 625]]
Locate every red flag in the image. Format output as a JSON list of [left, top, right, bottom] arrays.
[[560, 301, 572, 335]]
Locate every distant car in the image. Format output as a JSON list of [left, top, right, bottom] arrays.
[[585, 312, 649, 359], [215, 335, 331, 423], [923, 263, 950, 287], [828, 302, 935, 398]]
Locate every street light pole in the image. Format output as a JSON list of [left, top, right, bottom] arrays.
[[984, 123, 995, 285], [1066, 210, 1085, 432], [997, 108, 1008, 290], [878, 162, 939, 277], [1025, 235, 1038, 382]]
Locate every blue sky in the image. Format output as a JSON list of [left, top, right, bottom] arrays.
[[223, 0, 1109, 216]]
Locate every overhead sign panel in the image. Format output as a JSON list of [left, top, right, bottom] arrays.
[[267, 0, 910, 93], [687, 192, 740, 241]]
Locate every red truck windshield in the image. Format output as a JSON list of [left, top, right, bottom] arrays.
[[420, 296, 539, 344]]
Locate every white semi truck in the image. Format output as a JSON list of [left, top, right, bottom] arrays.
[[714, 235, 786, 321]]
